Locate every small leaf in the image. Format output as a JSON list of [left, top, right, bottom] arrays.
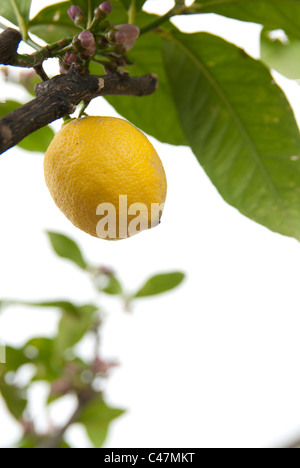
[[79, 396, 125, 448], [135, 272, 185, 298], [0, 299, 87, 316], [163, 29, 300, 240], [0, 377, 27, 420], [260, 29, 300, 80], [0, 0, 32, 26], [25, 337, 63, 382], [1, 346, 28, 372], [0, 101, 54, 153], [47, 231, 88, 270], [101, 275, 123, 295], [26, 300, 81, 314], [16, 436, 36, 448], [55, 305, 98, 353]]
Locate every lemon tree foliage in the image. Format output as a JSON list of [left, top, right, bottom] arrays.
[[0, 232, 184, 447], [47, 231, 88, 269], [78, 396, 125, 448], [163, 29, 300, 239], [135, 272, 185, 298]]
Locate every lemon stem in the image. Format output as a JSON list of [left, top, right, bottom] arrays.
[[128, 0, 136, 24], [10, 0, 28, 40], [78, 102, 89, 118], [139, 3, 201, 35], [87, 0, 93, 29]]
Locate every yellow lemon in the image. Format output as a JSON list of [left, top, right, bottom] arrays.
[[44, 116, 167, 240]]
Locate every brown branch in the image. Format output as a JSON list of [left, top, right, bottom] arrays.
[[0, 28, 22, 65], [0, 70, 158, 155]]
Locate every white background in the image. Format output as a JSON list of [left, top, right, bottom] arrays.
[[1, 0, 300, 448]]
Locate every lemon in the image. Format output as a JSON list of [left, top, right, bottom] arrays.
[[44, 116, 167, 240]]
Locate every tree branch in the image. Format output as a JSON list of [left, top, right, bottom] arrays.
[[0, 28, 22, 65], [0, 71, 158, 155]]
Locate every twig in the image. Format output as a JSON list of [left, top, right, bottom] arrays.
[[0, 70, 158, 155], [37, 390, 95, 449], [0, 28, 22, 65], [0, 28, 73, 68]]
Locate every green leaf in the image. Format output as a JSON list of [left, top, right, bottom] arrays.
[[29, 2, 80, 43], [0, 101, 54, 153], [193, 0, 300, 40], [25, 337, 63, 381], [260, 28, 300, 80], [163, 30, 300, 240], [0, 377, 27, 420], [101, 275, 123, 295], [16, 436, 37, 448], [1, 346, 28, 372], [106, 22, 187, 145], [0, 299, 88, 316], [0, 0, 32, 26], [135, 272, 185, 298], [26, 300, 82, 314], [47, 231, 88, 270], [79, 396, 125, 448], [55, 304, 98, 352]]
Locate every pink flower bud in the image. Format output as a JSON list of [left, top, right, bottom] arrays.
[[115, 24, 140, 50], [99, 1, 113, 15], [115, 30, 126, 45], [64, 52, 77, 65], [67, 5, 84, 21], [78, 31, 94, 48], [78, 31, 96, 57]]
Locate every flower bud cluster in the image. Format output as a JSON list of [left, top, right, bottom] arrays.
[[61, 2, 140, 75]]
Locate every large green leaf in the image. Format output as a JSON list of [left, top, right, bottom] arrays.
[[47, 231, 88, 270], [260, 28, 300, 80], [134, 272, 185, 298], [0, 0, 32, 26], [79, 396, 125, 448], [106, 28, 187, 145], [192, 0, 300, 40], [0, 101, 54, 153], [163, 30, 300, 240]]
